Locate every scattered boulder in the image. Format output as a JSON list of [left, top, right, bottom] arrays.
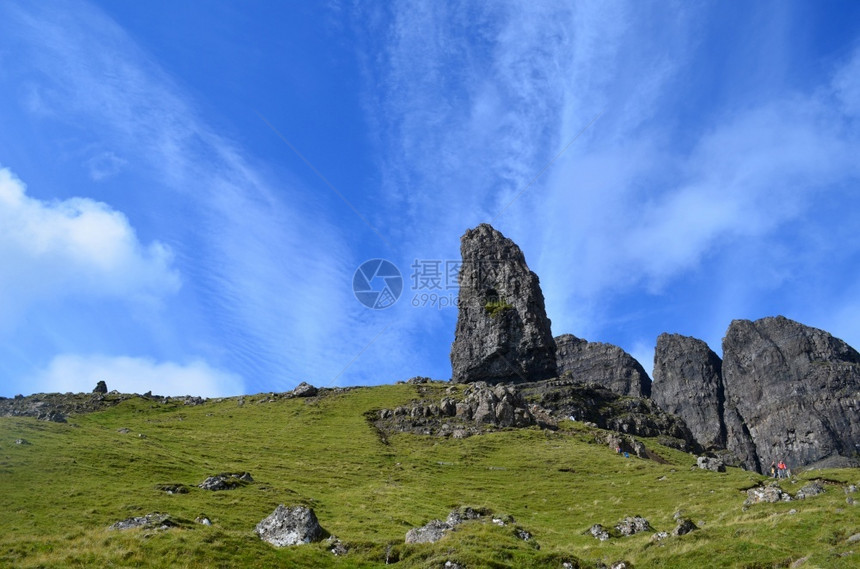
[[696, 456, 726, 472], [157, 484, 189, 495], [93, 380, 108, 394], [406, 507, 518, 545], [450, 224, 557, 384], [745, 483, 791, 505], [195, 515, 212, 525], [255, 505, 324, 547], [615, 516, 652, 536], [198, 472, 253, 491], [110, 513, 176, 531], [327, 535, 349, 556], [672, 518, 698, 536], [652, 333, 726, 449], [292, 382, 318, 397], [515, 528, 533, 541], [14, 438, 30, 445], [556, 334, 651, 397], [405, 519, 451, 544], [589, 524, 611, 541], [794, 481, 825, 500], [446, 506, 487, 526]]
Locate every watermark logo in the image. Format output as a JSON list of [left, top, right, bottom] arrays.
[[353, 259, 516, 309], [353, 259, 403, 309]]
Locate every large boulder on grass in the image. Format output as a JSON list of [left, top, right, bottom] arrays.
[[255, 505, 324, 547]]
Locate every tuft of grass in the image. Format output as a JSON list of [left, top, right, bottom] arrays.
[[1, 384, 858, 568], [485, 299, 514, 317]]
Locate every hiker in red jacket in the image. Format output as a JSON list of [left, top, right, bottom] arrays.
[[777, 459, 787, 479]]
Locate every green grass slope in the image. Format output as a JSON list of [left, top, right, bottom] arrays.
[[1, 384, 857, 568]]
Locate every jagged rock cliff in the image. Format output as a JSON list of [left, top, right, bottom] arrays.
[[652, 317, 860, 472], [450, 224, 557, 383], [722, 316, 860, 471], [651, 333, 726, 450], [556, 334, 651, 397]]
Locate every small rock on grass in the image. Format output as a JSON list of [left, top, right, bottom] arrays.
[[110, 513, 175, 531]]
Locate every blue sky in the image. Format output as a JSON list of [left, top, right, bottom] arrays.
[[1, 1, 859, 397]]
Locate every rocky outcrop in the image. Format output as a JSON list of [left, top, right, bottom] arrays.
[[517, 379, 699, 452], [556, 335, 651, 397], [450, 224, 557, 384], [722, 316, 860, 472], [93, 380, 108, 394], [374, 382, 543, 439], [255, 505, 324, 547], [652, 333, 725, 449]]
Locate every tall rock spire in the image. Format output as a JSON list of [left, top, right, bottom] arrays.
[[450, 224, 557, 383]]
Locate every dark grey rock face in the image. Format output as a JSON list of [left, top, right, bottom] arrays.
[[652, 334, 725, 449], [93, 380, 108, 394], [555, 334, 651, 397], [450, 224, 557, 384], [255, 505, 324, 547], [722, 316, 860, 472]]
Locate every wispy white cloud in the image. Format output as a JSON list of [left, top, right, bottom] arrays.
[[27, 354, 243, 397], [0, 167, 179, 321], [541, 46, 860, 337], [1, 1, 362, 391], [84, 150, 126, 181]]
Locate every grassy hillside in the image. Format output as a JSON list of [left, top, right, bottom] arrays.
[[1, 384, 857, 568]]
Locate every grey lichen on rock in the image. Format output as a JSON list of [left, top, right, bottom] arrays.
[[450, 224, 557, 384]]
